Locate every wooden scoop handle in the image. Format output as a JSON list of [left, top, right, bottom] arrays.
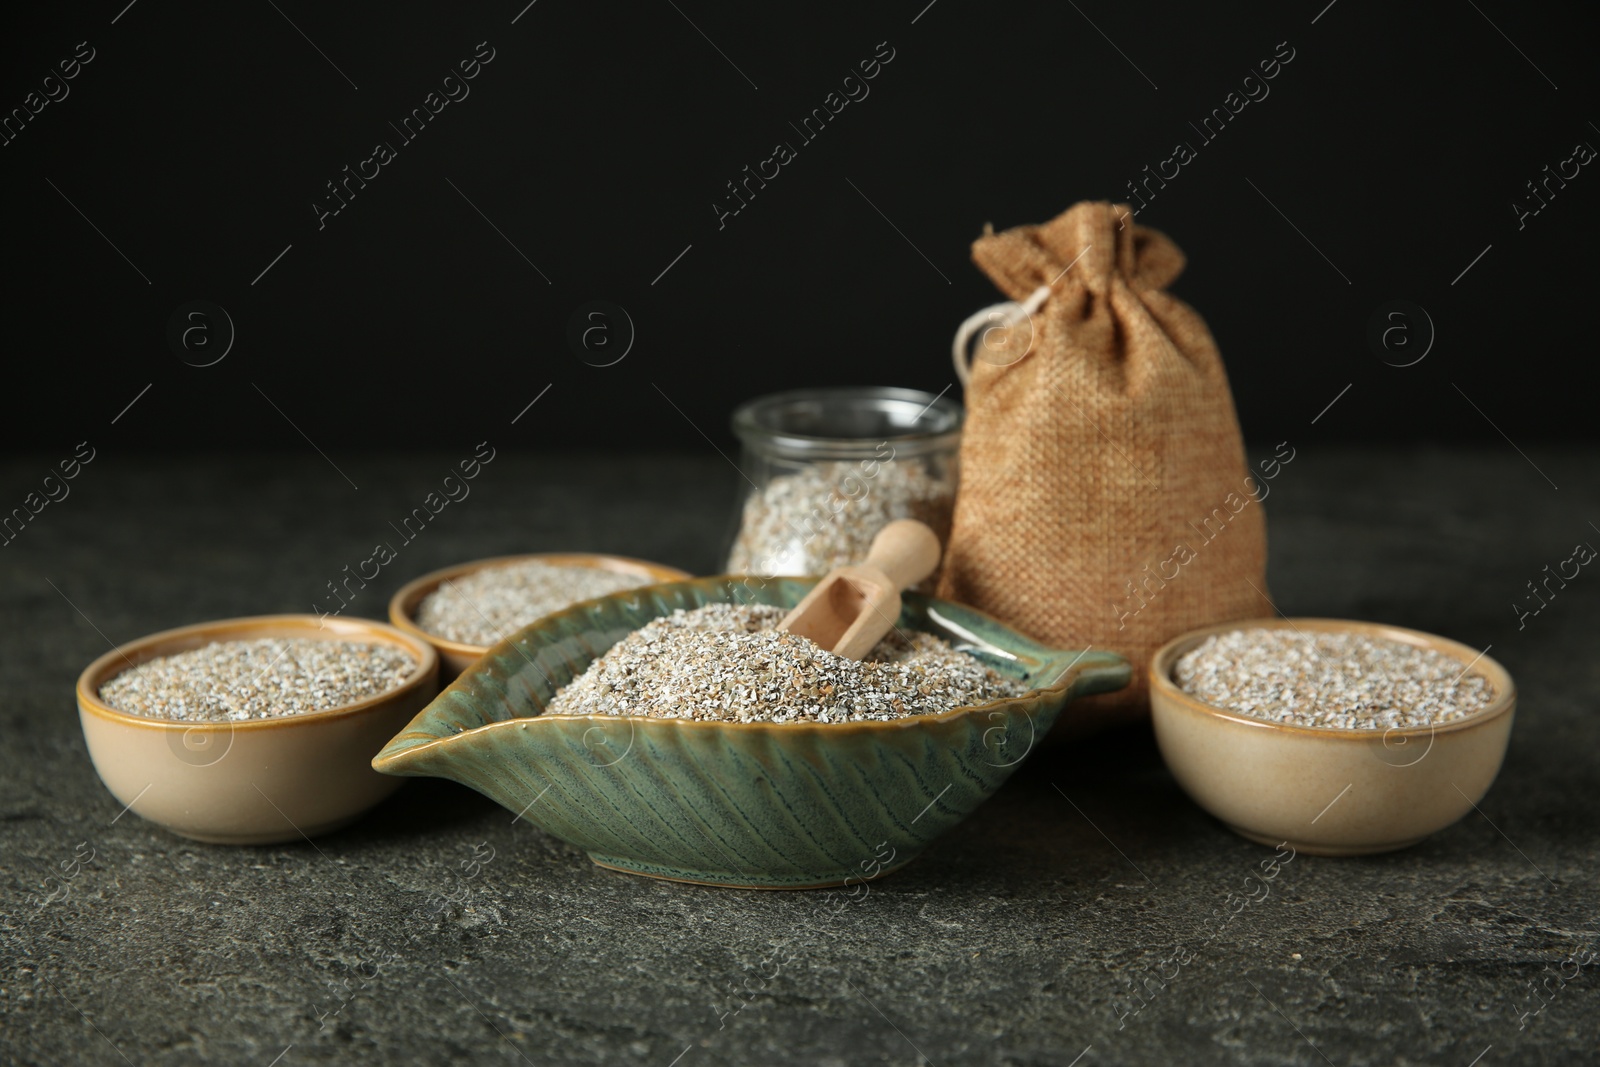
[[860, 519, 942, 591], [777, 519, 942, 661]]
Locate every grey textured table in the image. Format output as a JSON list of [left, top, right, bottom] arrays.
[[4, 448, 1597, 1066]]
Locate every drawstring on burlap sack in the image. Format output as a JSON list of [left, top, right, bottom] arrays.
[[951, 285, 1052, 387]]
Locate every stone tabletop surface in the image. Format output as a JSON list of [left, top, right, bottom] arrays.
[[3, 448, 1596, 1067]]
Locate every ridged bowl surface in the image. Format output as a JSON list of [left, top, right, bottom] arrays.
[[374, 577, 1129, 888]]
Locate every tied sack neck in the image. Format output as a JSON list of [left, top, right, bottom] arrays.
[[953, 201, 1187, 386]]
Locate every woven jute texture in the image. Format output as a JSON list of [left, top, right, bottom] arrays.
[[937, 201, 1270, 735]]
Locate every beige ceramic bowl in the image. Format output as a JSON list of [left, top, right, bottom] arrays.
[[389, 553, 691, 679], [78, 615, 439, 845], [1149, 618, 1516, 856]]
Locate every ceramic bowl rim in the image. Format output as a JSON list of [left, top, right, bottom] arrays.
[[1148, 617, 1516, 740], [77, 614, 439, 733], [379, 574, 1127, 768], [387, 552, 693, 659]]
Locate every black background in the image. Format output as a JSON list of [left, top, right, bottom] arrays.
[[3, 0, 1596, 455]]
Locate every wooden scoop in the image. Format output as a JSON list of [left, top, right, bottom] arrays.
[[778, 519, 943, 660]]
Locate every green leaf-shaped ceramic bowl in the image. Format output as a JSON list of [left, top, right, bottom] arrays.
[[372, 577, 1129, 888]]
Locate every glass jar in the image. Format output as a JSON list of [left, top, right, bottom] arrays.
[[725, 387, 963, 582]]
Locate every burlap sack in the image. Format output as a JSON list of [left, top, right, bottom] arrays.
[[938, 201, 1270, 735]]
